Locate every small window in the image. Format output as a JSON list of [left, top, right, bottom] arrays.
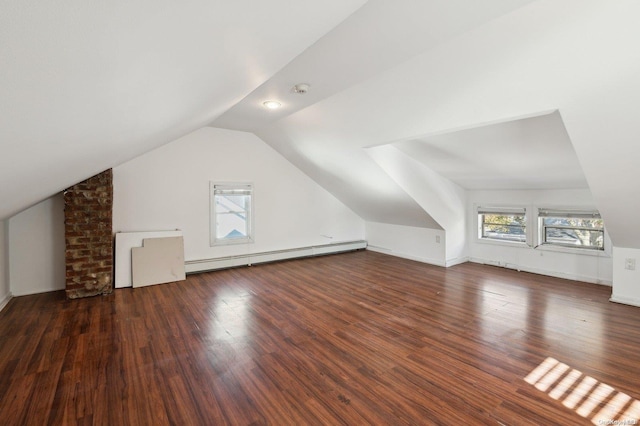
[[478, 207, 527, 243], [210, 183, 253, 245], [538, 208, 604, 250]]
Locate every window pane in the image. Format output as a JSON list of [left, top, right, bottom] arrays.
[[480, 213, 526, 242], [215, 194, 249, 239], [216, 194, 249, 213], [211, 184, 253, 245], [541, 216, 604, 249], [542, 217, 603, 229]]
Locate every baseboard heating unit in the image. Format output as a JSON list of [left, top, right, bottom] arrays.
[[185, 240, 367, 274]]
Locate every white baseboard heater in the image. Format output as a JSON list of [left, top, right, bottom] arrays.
[[185, 240, 367, 274]]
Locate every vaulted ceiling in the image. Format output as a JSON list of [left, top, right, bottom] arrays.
[[0, 0, 365, 219], [3, 1, 640, 248], [394, 111, 587, 191]]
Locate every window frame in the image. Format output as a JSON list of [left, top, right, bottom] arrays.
[[537, 208, 604, 252], [210, 182, 254, 246], [476, 206, 528, 246]]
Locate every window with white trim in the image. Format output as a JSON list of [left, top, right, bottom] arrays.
[[477, 207, 527, 243], [210, 183, 253, 246], [537, 208, 604, 251]]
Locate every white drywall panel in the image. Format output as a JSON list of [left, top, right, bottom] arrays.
[[132, 237, 185, 288], [115, 230, 182, 288]]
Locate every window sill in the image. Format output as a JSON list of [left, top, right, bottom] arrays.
[[535, 243, 610, 258], [211, 238, 255, 247], [476, 237, 529, 248]]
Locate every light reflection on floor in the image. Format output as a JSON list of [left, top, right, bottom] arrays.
[[475, 280, 605, 359], [212, 293, 251, 342], [525, 357, 640, 425]]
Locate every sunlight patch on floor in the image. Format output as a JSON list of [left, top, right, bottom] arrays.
[[525, 357, 639, 425]]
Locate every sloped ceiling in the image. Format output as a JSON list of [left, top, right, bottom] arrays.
[[394, 111, 588, 190], [0, 0, 365, 220], [4, 1, 640, 249], [231, 0, 539, 228], [246, 0, 640, 248], [213, 0, 537, 132]]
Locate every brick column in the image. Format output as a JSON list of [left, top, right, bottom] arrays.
[[64, 169, 113, 299]]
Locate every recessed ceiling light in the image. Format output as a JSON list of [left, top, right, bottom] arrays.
[[263, 100, 281, 110]]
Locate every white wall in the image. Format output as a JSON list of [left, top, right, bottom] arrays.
[[469, 189, 612, 285], [367, 145, 466, 264], [366, 222, 446, 266], [0, 220, 10, 311], [113, 127, 365, 262], [611, 247, 640, 307], [8, 194, 66, 296]]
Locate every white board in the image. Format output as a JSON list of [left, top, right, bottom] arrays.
[[114, 230, 182, 288], [132, 237, 186, 288]]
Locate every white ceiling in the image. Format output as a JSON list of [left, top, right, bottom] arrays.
[[249, 0, 539, 228], [393, 111, 589, 190], [4, 0, 640, 249], [213, 0, 537, 132], [252, 0, 640, 248], [0, 0, 364, 219]]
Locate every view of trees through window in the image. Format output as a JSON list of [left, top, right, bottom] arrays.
[[480, 213, 526, 242], [478, 207, 605, 251], [540, 216, 604, 250]]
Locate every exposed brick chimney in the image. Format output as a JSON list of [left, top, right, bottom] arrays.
[[64, 169, 113, 299]]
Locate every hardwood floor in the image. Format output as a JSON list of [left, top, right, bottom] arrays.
[[1, 250, 639, 425]]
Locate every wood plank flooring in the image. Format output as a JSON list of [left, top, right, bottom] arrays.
[[1, 250, 639, 425]]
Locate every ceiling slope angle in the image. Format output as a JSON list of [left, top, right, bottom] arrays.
[[393, 111, 589, 191], [0, 0, 365, 220], [212, 0, 538, 132], [246, 0, 538, 230], [257, 1, 640, 249]]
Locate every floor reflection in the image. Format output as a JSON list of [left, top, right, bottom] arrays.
[[468, 275, 606, 361], [211, 291, 252, 342], [525, 357, 640, 425]]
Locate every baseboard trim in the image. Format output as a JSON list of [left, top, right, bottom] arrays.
[[366, 246, 446, 267], [469, 257, 612, 286], [446, 256, 469, 267], [610, 295, 640, 308], [185, 240, 367, 274], [0, 292, 13, 313]]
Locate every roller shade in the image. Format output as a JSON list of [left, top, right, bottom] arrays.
[[477, 207, 526, 216], [538, 208, 600, 219], [213, 184, 252, 195]]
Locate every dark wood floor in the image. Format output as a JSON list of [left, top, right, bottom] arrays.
[[1, 251, 639, 425]]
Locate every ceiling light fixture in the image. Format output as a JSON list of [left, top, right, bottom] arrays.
[[262, 100, 281, 110]]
